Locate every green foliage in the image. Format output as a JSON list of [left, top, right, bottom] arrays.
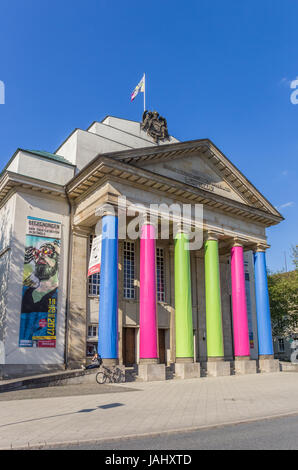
[[268, 270, 298, 337], [292, 245, 298, 270]]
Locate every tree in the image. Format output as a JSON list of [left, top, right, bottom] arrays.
[[291, 245, 298, 270], [268, 270, 298, 337]]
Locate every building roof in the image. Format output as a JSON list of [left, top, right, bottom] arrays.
[[0, 148, 75, 180], [25, 150, 75, 166], [0, 117, 285, 233]]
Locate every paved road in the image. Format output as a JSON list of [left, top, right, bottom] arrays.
[[47, 414, 298, 450], [2, 372, 298, 450]]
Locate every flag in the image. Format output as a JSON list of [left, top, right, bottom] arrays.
[[88, 235, 102, 276], [131, 74, 145, 102]]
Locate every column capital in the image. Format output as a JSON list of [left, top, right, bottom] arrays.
[[231, 237, 247, 248], [140, 212, 158, 229], [204, 231, 220, 242], [253, 243, 270, 253], [95, 202, 119, 218], [173, 221, 192, 237]]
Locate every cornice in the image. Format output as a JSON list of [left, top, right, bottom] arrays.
[[0, 171, 66, 209], [66, 156, 282, 228], [64, 137, 281, 222], [203, 142, 282, 219]]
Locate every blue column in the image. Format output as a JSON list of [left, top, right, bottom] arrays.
[[254, 250, 273, 356], [98, 214, 118, 360]]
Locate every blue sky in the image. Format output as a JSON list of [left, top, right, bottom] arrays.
[[0, 0, 296, 272]]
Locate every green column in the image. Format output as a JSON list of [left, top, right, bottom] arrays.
[[174, 232, 194, 360], [204, 238, 224, 358]]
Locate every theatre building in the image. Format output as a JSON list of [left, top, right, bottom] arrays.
[[0, 115, 283, 379]]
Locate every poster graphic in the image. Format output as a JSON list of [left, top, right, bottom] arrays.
[[19, 217, 61, 348], [88, 235, 102, 277]]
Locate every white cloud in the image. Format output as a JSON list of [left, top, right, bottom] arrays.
[[280, 77, 290, 85], [276, 201, 295, 210], [280, 77, 298, 88]]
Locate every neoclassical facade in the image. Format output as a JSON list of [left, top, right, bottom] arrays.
[[0, 116, 283, 379]]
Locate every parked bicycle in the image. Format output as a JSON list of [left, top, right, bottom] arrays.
[[96, 365, 124, 384]]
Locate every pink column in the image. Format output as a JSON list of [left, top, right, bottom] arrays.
[[231, 245, 250, 357], [139, 223, 158, 360]]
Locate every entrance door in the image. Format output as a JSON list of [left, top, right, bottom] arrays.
[[123, 328, 136, 366], [158, 329, 166, 364]]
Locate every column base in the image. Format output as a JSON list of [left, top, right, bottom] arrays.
[[138, 363, 166, 382], [258, 356, 280, 373], [207, 359, 231, 377], [208, 356, 226, 362], [139, 358, 158, 364], [175, 362, 200, 379], [175, 357, 194, 363], [235, 359, 257, 375]]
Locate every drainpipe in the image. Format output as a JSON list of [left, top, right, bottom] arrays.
[[65, 191, 74, 370]]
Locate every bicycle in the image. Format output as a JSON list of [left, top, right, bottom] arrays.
[[96, 365, 124, 384]]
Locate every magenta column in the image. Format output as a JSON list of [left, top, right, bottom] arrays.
[[231, 244, 250, 358], [139, 223, 158, 361]]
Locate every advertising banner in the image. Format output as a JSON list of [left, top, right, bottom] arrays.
[[88, 235, 102, 277], [19, 217, 61, 348]]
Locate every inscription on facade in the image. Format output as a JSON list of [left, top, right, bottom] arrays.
[[163, 164, 231, 194]]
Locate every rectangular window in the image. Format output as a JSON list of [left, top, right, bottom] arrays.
[[88, 325, 98, 337], [278, 338, 285, 353], [124, 241, 135, 299], [88, 234, 100, 296], [157, 247, 165, 302], [86, 342, 98, 357]]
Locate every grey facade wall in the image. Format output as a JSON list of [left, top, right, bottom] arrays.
[[0, 195, 16, 364]]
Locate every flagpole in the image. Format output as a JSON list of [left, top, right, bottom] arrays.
[[144, 73, 146, 112]]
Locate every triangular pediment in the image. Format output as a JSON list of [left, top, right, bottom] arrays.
[[120, 139, 282, 219], [134, 151, 249, 205], [66, 137, 283, 226]]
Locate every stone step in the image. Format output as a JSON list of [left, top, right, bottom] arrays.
[[279, 362, 298, 372]]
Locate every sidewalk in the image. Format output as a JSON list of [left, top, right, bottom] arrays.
[[1, 372, 298, 449]]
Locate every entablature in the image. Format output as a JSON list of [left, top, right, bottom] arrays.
[[66, 155, 282, 228]]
